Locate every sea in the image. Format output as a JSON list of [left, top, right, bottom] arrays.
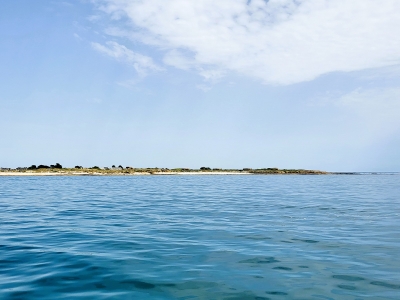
[[0, 175, 399, 299]]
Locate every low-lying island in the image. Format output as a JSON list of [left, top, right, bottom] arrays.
[[0, 166, 330, 176]]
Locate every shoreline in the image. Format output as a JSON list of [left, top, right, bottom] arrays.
[[0, 171, 253, 176], [0, 166, 336, 176], [0, 171, 396, 176], [0, 171, 365, 176], [3, 168, 387, 176]]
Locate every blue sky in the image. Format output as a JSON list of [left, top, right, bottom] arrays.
[[1, 0, 400, 171]]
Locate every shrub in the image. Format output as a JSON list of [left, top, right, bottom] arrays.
[[27, 165, 37, 170], [200, 167, 211, 171], [37, 165, 50, 169]]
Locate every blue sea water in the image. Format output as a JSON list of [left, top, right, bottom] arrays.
[[0, 175, 399, 300]]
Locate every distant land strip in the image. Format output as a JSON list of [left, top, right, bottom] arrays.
[[0, 164, 339, 175]]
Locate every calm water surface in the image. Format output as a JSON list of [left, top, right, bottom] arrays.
[[0, 175, 399, 299]]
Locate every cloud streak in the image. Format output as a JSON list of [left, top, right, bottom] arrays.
[[93, 0, 400, 84], [92, 41, 162, 77]]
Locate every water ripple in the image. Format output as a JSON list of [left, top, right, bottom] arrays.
[[0, 175, 399, 299]]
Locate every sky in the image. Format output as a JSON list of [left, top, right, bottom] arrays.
[[1, 0, 400, 171]]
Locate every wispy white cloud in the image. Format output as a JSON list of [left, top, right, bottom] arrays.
[[310, 87, 400, 138], [337, 88, 400, 123], [351, 65, 400, 81], [93, 0, 400, 84], [163, 50, 224, 82], [163, 50, 193, 71], [91, 41, 162, 77], [73, 33, 82, 41], [87, 15, 101, 22]]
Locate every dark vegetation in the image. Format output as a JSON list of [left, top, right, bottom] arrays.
[[200, 167, 211, 171], [27, 163, 62, 170]]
